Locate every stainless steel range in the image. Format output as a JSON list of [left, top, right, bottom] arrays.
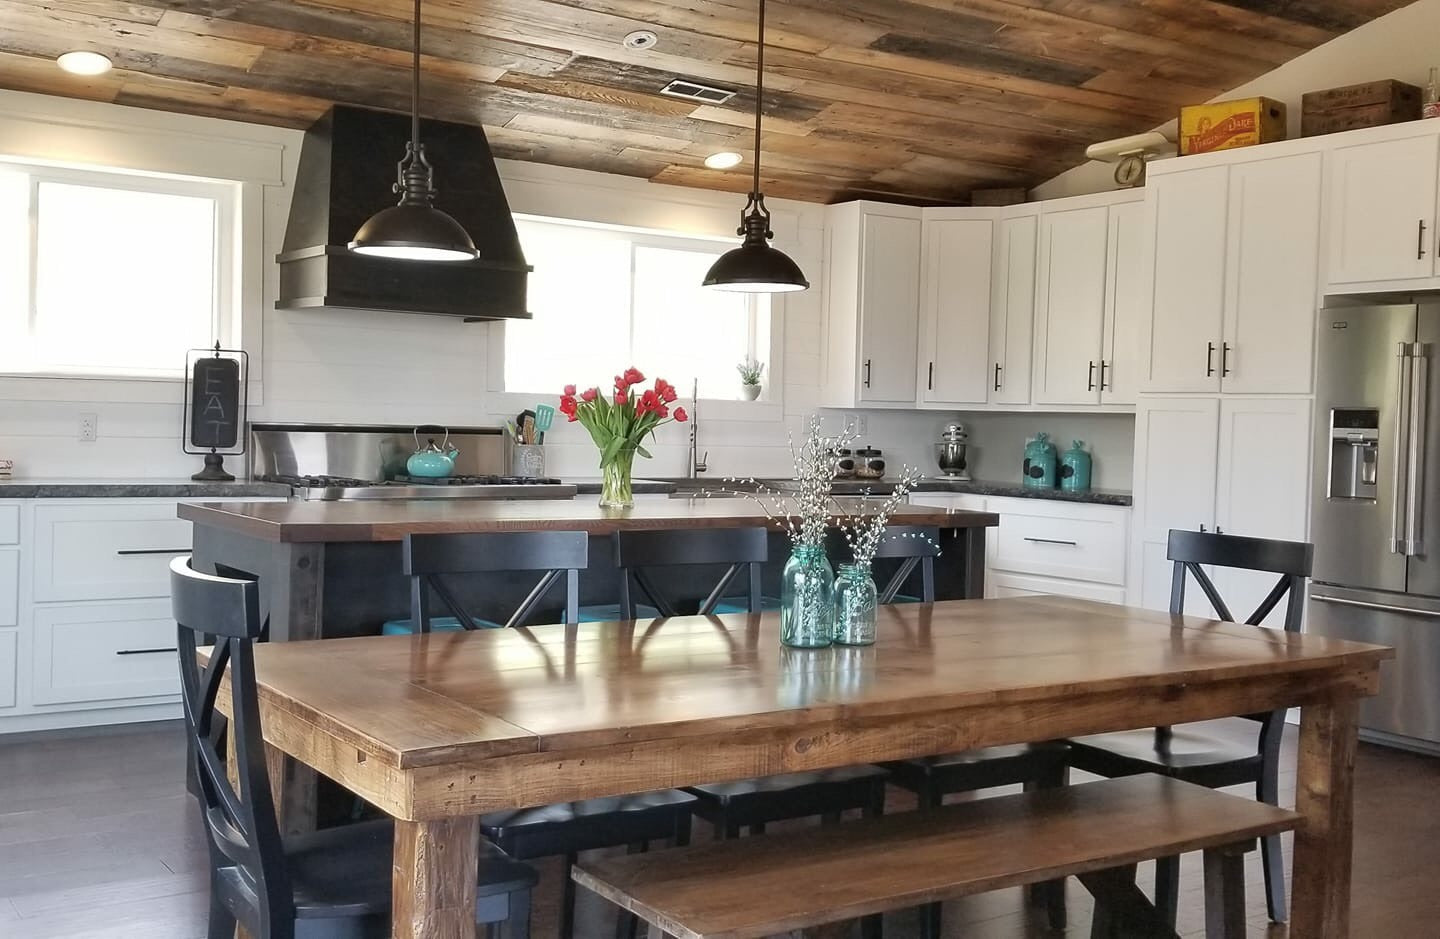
[[248, 423, 576, 501]]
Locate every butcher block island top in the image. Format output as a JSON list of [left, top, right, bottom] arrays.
[[178, 497, 999, 543]]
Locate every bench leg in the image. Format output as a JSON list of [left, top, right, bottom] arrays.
[[1153, 855, 1180, 927], [1203, 844, 1248, 939], [1078, 865, 1180, 939]]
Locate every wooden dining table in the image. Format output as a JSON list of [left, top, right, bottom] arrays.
[[219, 596, 1391, 939]]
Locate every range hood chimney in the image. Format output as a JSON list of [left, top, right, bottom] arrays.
[[277, 106, 531, 321]]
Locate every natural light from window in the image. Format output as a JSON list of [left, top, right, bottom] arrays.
[[503, 217, 770, 400]]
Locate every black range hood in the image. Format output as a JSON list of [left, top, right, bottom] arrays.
[[277, 106, 531, 321]]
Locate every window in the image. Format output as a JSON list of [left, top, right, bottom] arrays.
[[501, 217, 771, 400], [0, 163, 237, 378]]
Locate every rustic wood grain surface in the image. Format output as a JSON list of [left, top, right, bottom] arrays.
[[0, 0, 1412, 203]]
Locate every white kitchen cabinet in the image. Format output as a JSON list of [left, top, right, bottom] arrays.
[[987, 497, 1127, 586], [1141, 166, 1229, 393], [1102, 200, 1146, 405], [0, 550, 17, 627], [33, 503, 194, 602], [0, 630, 14, 709], [918, 213, 992, 406], [987, 212, 1037, 405], [31, 599, 180, 706], [0, 505, 18, 544], [908, 493, 987, 512], [823, 201, 922, 407], [1326, 134, 1438, 286]]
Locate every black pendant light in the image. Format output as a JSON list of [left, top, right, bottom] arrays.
[[702, 0, 809, 293], [349, 0, 476, 262]]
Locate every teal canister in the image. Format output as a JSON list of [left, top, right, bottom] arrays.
[[1022, 432, 1058, 489], [1060, 439, 1093, 492]]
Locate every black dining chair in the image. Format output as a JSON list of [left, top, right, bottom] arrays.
[[871, 525, 1069, 937], [1067, 529, 1314, 927], [171, 556, 537, 939], [385, 530, 589, 633]]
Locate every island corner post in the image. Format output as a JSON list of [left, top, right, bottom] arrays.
[[181, 499, 998, 643]]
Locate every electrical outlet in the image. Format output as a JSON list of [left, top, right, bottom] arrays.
[[855, 413, 868, 436], [78, 412, 97, 442]]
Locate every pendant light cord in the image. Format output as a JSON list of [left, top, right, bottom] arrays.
[[751, 0, 765, 198], [411, 0, 422, 152]]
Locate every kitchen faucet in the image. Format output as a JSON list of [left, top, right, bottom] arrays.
[[688, 379, 708, 478]]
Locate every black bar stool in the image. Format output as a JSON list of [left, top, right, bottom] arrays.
[[171, 556, 536, 939], [1067, 529, 1313, 927]]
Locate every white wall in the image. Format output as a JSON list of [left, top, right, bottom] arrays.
[[1035, 0, 1440, 200]]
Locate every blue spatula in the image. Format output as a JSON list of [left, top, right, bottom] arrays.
[[534, 404, 556, 443]]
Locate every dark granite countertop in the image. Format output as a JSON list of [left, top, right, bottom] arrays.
[[656, 476, 1131, 507], [0, 478, 293, 499], [569, 478, 677, 495]]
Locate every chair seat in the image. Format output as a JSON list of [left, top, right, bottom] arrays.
[[711, 596, 782, 615], [482, 789, 697, 858], [381, 615, 502, 634], [686, 765, 887, 828], [687, 764, 887, 802], [576, 603, 661, 623], [886, 742, 1070, 795], [1068, 727, 1261, 778]]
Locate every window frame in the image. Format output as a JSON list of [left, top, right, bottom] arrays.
[[487, 214, 785, 421], [0, 160, 241, 382]]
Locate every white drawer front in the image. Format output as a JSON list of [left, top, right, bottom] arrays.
[[909, 493, 987, 512], [35, 503, 191, 601], [0, 504, 17, 544], [0, 549, 16, 627], [0, 630, 15, 709], [32, 600, 179, 705], [989, 499, 1127, 585], [990, 572, 1126, 605]]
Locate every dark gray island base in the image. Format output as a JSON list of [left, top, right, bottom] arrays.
[[182, 499, 999, 641]]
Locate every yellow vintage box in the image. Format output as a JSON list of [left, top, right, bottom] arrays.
[[1179, 97, 1288, 155]]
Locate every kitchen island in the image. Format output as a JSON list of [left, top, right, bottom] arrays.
[[181, 498, 998, 641]]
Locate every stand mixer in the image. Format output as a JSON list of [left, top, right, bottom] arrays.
[[935, 423, 971, 480]]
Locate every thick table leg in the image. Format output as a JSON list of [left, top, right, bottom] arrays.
[[961, 526, 986, 599], [1203, 844, 1248, 938], [1291, 695, 1360, 939], [393, 817, 481, 939]]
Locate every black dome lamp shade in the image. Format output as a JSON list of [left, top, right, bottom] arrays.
[[702, 0, 808, 293], [349, 0, 476, 262]]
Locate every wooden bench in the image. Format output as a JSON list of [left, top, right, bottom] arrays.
[[573, 775, 1301, 939]]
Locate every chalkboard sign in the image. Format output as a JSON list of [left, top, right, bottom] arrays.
[[189, 356, 240, 448]]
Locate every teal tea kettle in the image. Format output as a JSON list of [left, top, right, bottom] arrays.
[[1060, 439, 1093, 492], [1022, 432, 1058, 489], [407, 427, 459, 478]]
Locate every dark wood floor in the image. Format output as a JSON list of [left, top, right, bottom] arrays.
[[1, 720, 1437, 938]]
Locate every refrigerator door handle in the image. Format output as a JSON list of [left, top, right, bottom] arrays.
[[1311, 593, 1440, 618], [1392, 343, 1414, 555], [1407, 343, 1429, 556]]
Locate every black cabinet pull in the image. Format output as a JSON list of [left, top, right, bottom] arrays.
[[116, 647, 178, 656], [1220, 342, 1232, 377], [1099, 360, 1110, 391], [116, 548, 190, 556], [1420, 219, 1429, 260], [1023, 537, 1079, 547], [1205, 342, 1216, 377], [1086, 360, 1096, 392], [927, 361, 934, 391], [993, 362, 1002, 391], [862, 359, 872, 388]]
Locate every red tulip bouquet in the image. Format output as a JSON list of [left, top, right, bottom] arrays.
[[560, 367, 688, 508]]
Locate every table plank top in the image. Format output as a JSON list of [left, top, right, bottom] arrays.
[[227, 597, 1391, 771], [178, 498, 999, 543]]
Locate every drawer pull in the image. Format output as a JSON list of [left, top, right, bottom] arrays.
[[1023, 537, 1079, 547], [116, 647, 178, 656], [115, 548, 191, 556]]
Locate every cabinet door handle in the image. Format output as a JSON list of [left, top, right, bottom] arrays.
[[993, 362, 1002, 391], [1205, 342, 1216, 377], [863, 359, 872, 388], [927, 361, 934, 391], [1023, 536, 1079, 546], [1099, 360, 1110, 391], [1086, 360, 1096, 392], [116, 647, 178, 656], [1420, 219, 1429, 260], [116, 548, 190, 556], [1221, 342, 1232, 378]]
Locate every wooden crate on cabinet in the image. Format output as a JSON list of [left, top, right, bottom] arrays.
[[822, 201, 923, 407]]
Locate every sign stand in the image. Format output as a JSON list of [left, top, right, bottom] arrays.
[[182, 343, 248, 481]]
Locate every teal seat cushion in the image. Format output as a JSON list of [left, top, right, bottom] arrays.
[[577, 604, 661, 623], [711, 596, 783, 615], [890, 594, 922, 604], [381, 616, 501, 635]]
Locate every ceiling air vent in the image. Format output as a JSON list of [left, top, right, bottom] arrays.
[[660, 79, 737, 105]]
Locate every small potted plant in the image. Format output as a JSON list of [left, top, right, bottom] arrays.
[[737, 357, 765, 401]]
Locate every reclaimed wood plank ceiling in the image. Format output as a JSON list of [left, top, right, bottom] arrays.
[[0, 0, 1413, 203]]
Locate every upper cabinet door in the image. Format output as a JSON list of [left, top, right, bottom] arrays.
[[1140, 166, 1228, 394], [920, 217, 992, 406], [1326, 135, 1439, 285], [1033, 206, 1108, 405], [858, 212, 922, 404], [988, 214, 1037, 406], [1222, 152, 1322, 395], [1102, 200, 1145, 405]]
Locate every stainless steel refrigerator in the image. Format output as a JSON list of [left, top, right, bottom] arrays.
[[1309, 302, 1440, 755]]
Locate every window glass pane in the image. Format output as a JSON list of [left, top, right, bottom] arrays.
[[0, 171, 28, 360], [506, 219, 630, 393], [632, 245, 756, 401], [32, 180, 216, 373]]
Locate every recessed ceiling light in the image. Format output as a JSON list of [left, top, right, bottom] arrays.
[[56, 51, 112, 76], [622, 30, 658, 50], [704, 152, 744, 170]]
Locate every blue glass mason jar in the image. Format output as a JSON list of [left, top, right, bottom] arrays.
[[780, 544, 834, 648], [832, 563, 878, 645]]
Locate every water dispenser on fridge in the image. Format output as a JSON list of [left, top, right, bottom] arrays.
[[1326, 407, 1379, 501]]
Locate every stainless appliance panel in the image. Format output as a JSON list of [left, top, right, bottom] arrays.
[[1309, 583, 1440, 752], [1406, 305, 1440, 597], [1310, 304, 1415, 593], [249, 423, 506, 481]]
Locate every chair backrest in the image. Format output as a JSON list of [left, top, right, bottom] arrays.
[[613, 527, 768, 617], [831, 525, 941, 603], [403, 530, 589, 631], [1166, 530, 1314, 632], [170, 556, 292, 936]]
